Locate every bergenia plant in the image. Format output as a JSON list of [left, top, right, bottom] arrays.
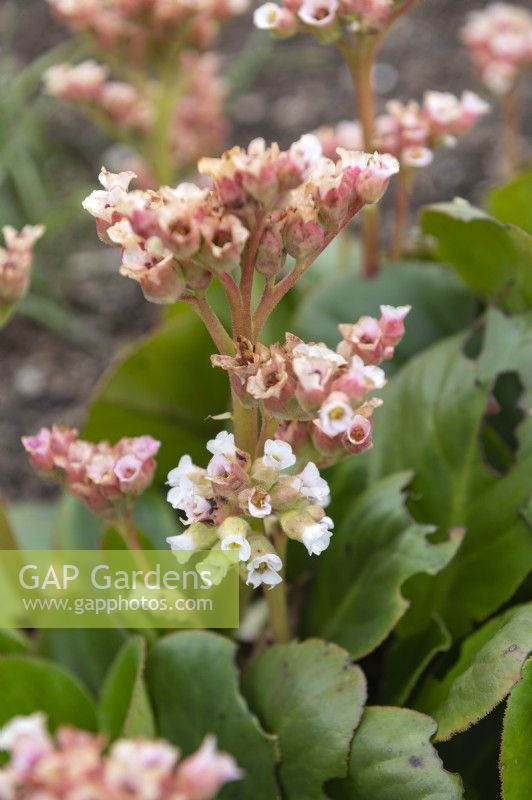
[[73, 132, 403, 640], [0, 224, 45, 329], [461, 2, 532, 177], [43, 0, 247, 184], [253, 0, 492, 268]]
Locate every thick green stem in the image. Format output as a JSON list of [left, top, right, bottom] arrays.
[[231, 393, 258, 454], [265, 532, 290, 643]]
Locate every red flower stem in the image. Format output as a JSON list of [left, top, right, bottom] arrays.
[[192, 294, 234, 355], [389, 167, 413, 261]]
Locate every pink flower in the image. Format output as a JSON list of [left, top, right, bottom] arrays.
[[43, 60, 108, 102], [338, 149, 400, 204], [342, 414, 373, 453], [379, 304, 411, 347], [337, 316, 384, 364], [317, 391, 354, 437], [21, 428, 54, 471], [0, 225, 45, 305], [174, 736, 243, 800]]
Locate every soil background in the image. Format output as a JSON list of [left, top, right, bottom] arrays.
[[1, 0, 531, 501]]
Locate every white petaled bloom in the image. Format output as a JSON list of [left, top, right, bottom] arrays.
[[181, 494, 212, 525], [262, 439, 296, 470], [296, 462, 331, 505], [167, 455, 197, 508], [318, 393, 354, 437], [401, 146, 434, 168], [246, 553, 283, 589], [220, 534, 252, 562], [338, 149, 400, 203], [82, 167, 137, 223], [289, 134, 323, 175], [166, 532, 197, 551], [206, 430, 237, 457], [301, 516, 334, 556], [298, 0, 338, 27], [293, 343, 345, 392], [248, 488, 273, 518], [253, 2, 283, 29]]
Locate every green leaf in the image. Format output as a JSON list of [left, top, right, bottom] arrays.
[[0, 629, 30, 655], [303, 473, 463, 659], [379, 615, 452, 706], [421, 199, 532, 311], [293, 261, 476, 372], [368, 308, 532, 640], [488, 170, 532, 235], [0, 657, 97, 731], [84, 307, 229, 482], [37, 628, 130, 697], [146, 631, 279, 800], [100, 637, 155, 740], [242, 639, 366, 800], [501, 657, 532, 799], [332, 706, 463, 799], [416, 604, 532, 741]]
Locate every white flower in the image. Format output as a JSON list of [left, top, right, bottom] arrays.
[[167, 455, 196, 508], [318, 393, 354, 437], [262, 439, 296, 470], [82, 167, 137, 222], [0, 713, 48, 751], [289, 134, 323, 174], [401, 146, 434, 168], [296, 462, 331, 505], [220, 534, 252, 562], [253, 2, 283, 29], [207, 431, 237, 458], [166, 532, 196, 551], [246, 554, 283, 588], [248, 489, 273, 518], [298, 0, 338, 27], [181, 494, 212, 525], [301, 516, 334, 555]]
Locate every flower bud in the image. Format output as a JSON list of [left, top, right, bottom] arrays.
[[175, 735, 243, 800], [255, 225, 286, 276], [166, 523, 218, 553]]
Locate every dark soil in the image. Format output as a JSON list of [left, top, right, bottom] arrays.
[[1, 0, 530, 501]]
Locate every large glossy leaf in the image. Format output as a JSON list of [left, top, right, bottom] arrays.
[[293, 261, 476, 371], [422, 200, 532, 311], [488, 170, 532, 235], [84, 307, 229, 481], [242, 639, 366, 800], [303, 473, 463, 659], [100, 637, 155, 740], [146, 631, 279, 800], [331, 707, 463, 799], [501, 657, 532, 799], [368, 308, 532, 640], [0, 657, 97, 731], [416, 604, 532, 741], [37, 628, 129, 696]]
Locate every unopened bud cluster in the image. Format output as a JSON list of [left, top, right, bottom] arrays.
[[316, 90, 490, 170], [44, 54, 227, 177], [254, 0, 405, 40], [47, 0, 248, 60], [213, 305, 409, 464], [82, 136, 398, 303], [22, 426, 160, 520], [0, 713, 242, 800], [166, 432, 333, 588], [461, 3, 532, 95], [0, 225, 44, 307]]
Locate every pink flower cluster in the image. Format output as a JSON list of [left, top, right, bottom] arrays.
[[316, 90, 490, 169], [43, 54, 227, 176], [0, 713, 242, 800], [213, 306, 409, 464], [461, 3, 532, 95], [254, 0, 401, 39], [82, 136, 398, 304], [47, 0, 248, 60], [22, 426, 160, 519], [166, 432, 334, 587], [0, 225, 45, 306]]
